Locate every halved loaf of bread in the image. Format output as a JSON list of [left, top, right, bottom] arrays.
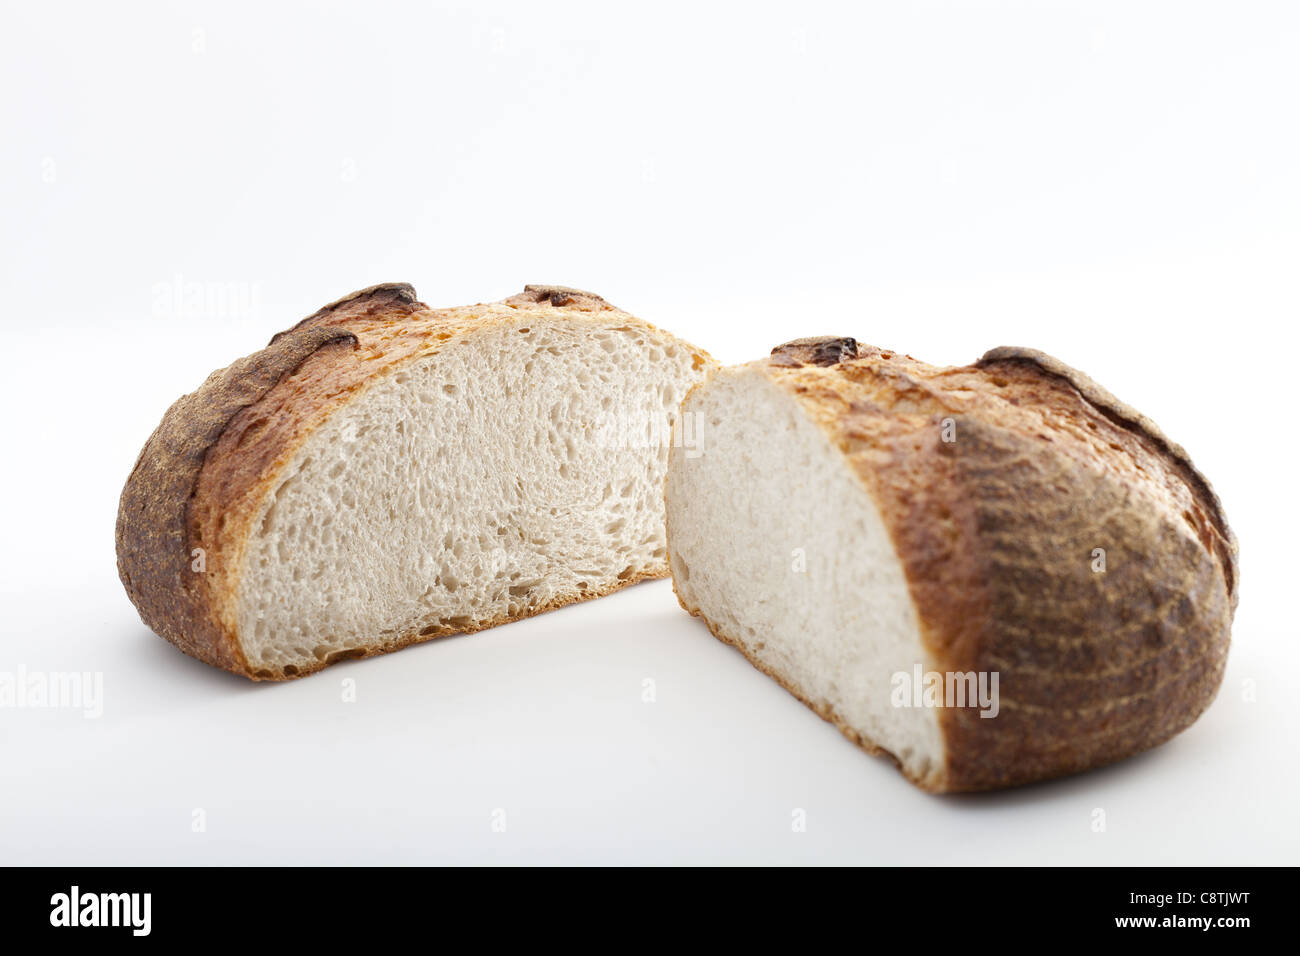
[[665, 337, 1238, 792], [117, 283, 716, 679]]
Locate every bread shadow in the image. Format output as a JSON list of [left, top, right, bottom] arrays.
[[129, 626, 271, 694]]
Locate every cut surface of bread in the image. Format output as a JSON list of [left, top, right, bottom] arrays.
[[117, 284, 715, 679], [666, 337, 1238, 792], [667, 366, 945, 785]]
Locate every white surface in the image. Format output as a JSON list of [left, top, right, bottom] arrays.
[[1, 0, 1296, 864]]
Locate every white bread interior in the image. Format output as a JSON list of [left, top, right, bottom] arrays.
[[236, 317, 703, 673], [665, 365, 944, 785]]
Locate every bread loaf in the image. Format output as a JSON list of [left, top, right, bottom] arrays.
[[117, 283, 716, 679], [665, 338, 1237, 791]]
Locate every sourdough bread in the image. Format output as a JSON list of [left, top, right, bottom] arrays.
[[117, 283, 716, 679], [665, 338, 1237, 792]]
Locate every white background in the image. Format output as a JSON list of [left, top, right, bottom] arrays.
[[2, 1, 1296, 864]]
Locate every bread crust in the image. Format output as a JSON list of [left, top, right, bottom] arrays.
[[117, 284, 710, 680], [675, 339, 1237, 792]]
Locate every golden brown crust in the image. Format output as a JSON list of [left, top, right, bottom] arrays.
[[115, 316, 369, 675], [117, 283, 711, 680], [770, 337, 860, 367], [691, 338, 1237, 792], [510, 284, 614, 310], [976, 346, 1238, 604]]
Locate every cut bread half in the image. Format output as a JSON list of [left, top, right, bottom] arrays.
[[117, 283, 716, 679], [665, 337, 1238, 792]]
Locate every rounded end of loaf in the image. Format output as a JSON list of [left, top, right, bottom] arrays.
[[119, 283, 715, 680], [667, 344, 1237, 792]]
